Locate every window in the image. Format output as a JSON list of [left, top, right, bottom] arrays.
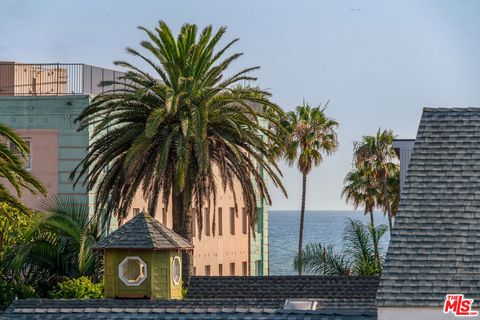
[[193, 267, 196, 276], [205, 265, 211, 276], [162, 208, 167, 225], [242, 208, 247, 234], [218, 264, 223, 276], [229, 207, 235, 235], [118, 256, 147, 286], [172, 256, 181, 285], [230, 263, 235, 275], [218, 208, 223, 236], [255, 260, 262, 276], [192, 211, 196, 238], [242, 261, 248, 276], [133, 208, 140, 216], [9, 138, 31, 170], [205, 207, 210, 236]]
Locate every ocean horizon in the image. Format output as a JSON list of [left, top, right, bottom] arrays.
[[269, 210, 390, 275]]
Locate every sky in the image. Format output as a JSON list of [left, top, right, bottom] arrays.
[[1, 0, 480, 210]]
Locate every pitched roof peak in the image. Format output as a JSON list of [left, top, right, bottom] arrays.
[[93, 212, 193, 251]]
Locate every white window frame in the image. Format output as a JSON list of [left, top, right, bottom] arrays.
[[118, 256, 147, 286], [172, 256, 181, 286]]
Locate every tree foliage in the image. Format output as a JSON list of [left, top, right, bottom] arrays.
[[342, 129, 399, 270], [0, 203, 31, 257], [50, 276, 103, 299], [294, 219, 388, 276], [0, 277, 36, 310], [0, 124, 45, 217], [3, 197, 108, 296], [70, 21, 287, 280]]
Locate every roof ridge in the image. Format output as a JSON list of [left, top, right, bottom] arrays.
[[140, 213, 156, 248], [423, 106, 480, 112], [144, 213, 182, 248]]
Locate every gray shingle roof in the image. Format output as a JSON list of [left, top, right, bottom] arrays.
[[187, 276, 379, 300], [93, 212, 193, 250], [4, 276, 379, 319], [377, 107, 480, 307], [3, 299, 377, 319]]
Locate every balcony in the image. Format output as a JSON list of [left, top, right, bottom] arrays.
[[0, 62, 126, 96]]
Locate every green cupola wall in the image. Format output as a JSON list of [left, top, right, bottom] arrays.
[[93, 212, 193, 299]]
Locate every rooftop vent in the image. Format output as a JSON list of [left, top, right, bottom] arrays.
[[283, 299, 317, 310]]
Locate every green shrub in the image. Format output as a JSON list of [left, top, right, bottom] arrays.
[[0, 277, 36, 310], [50, 277, 103, 299], [0, 278, 15, 310]]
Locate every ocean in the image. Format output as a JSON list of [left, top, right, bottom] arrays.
[[268, 210, 391, 275]]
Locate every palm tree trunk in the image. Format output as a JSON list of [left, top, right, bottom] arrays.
[[172, 188, 193, 288], [298, 173, 307, 275], [369, 209, 381, 270], [387, 207, 393, 231]]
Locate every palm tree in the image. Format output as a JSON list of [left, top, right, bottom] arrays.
[[4, 196, 108, 296], [353, 129, 398, 229], [71, 21, 286, 282], [381, 164, 400, 230], [343, 129, 398, 269], [342, 166, 377, 227], [0, 124, 45, 217], [342, 165, 381, 269], [279, 102, 338, 275], [294, 218, 388, 276], [294, 243, 351, 276]]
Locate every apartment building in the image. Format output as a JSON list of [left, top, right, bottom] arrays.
[[0, 61, 269, 276]]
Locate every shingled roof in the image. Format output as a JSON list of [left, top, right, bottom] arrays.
[[4, 276, 379, 319], [93, 212, 193, 250], [4, 297, 376, 320], [377, 108, 480, 307], [187, 276, 379, 300]]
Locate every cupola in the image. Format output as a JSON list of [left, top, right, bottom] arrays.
[[93, 212, 193, 299]]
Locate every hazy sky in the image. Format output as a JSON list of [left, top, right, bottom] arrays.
[[1, 0, 480, 210]]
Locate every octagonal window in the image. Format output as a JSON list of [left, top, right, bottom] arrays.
[[172, 256, 181, 285], [119, 256, 147, 286]]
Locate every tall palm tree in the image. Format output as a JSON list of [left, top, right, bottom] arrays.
[[71, 21, 286, 281], [294, 219, 388, 276], [0, 124, 45, 217], [4, 196, 108, 296], [279, 102, 338, 275], [343, 129, 398, 269]]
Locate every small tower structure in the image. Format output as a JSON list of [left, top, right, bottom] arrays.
[[93, 212, 193, 299]]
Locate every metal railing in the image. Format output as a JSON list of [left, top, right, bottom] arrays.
[[0, 63, 126, 96]]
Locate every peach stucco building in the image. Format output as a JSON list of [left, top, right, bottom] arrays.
[[128, 182, 253, 276], [0, 62, 269, 276]]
